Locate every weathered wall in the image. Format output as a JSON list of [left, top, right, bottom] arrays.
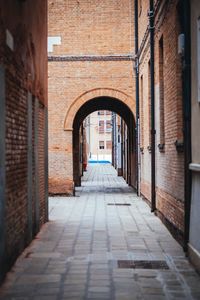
[[48, 0, 186, 243], [0, 0, 47, 282], [48, 0, 136, 194], [189, 0, 200, 273], [138, 0, 185, 238], [190, 0, 200, 164]]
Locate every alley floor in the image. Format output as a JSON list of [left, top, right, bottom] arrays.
[[1, 164, 200, 300]]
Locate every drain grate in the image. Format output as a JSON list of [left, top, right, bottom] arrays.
[[107, 203, 131, 206], [117, 260, 169, 270]]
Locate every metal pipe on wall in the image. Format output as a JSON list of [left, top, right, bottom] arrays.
[[149, 0, 156, 212], [134, 0, 140, 195], [182, 0, 192, 252]]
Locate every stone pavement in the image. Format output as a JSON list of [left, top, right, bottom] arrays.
[[0, 164, 200, 300]]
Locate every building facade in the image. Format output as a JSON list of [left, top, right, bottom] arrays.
[[48, 0, 136, 195], [86, 111, 112, 163], [0, 0, 48, 283], [1, 0, 200, 286], [137, 0, 186, 243], [48, 0, 198, 268], [189, 0, 200, 272]]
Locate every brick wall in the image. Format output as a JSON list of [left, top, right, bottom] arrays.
[[38, 103, 46, 227], [5, 66, 28, 261], [138, 0, 185, 237], [48, 0, 185, 242], [48, 0, 136, 194], [0, 0, 47, 282], [48, 0, 134, 55]]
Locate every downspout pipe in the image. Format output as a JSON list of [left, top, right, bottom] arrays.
[[121, 118, 123, 177], [182, 0, 191, 252], [149, 0, 156, 212], [112, 112, 115, 167], [134, 0, 140, 195]]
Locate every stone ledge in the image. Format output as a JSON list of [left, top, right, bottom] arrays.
[[188, 243, 200, 274], [189, 163, 200, 172], [48, 54, 135, 62]]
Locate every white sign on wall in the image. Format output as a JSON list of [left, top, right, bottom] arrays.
[[48, 36, 61, 53]]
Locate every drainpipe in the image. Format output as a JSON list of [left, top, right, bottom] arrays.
[[112, 112, 114, 166], [149, 0, 156, 212], [134, 0, 140, 195], [121, 118, 123, 177], [182, 0, 191, 252]]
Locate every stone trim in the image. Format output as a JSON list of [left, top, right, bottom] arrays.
[[189, 163, 200, 172], [188, 243, 200, 274], [64, 127, 73, 132], [48, 54, 135, 62]]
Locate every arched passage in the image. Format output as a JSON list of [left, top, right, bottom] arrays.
[[72, 96, 136, 190], [64, 88, 134, 130]]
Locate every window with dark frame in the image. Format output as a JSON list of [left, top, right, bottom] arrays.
[[106, 120, 112, 132], [106, 110, 111, 115], [106, 140, 112, 149], [98, 110, 104, 115], [99, 120, 104, 133], [99, 141, 104, 149]]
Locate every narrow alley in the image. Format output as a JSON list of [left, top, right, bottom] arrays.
[[0, 164, 200, 300]]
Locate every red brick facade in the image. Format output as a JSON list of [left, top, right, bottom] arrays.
[[0, 0, 193, 286], [48, 0, 136, 194], [0, 0, 48, 282], [48, 0, 186, 242], [138, 0, 185, 237]]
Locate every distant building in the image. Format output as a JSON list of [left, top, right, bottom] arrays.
[[85, 111, 112, 163]]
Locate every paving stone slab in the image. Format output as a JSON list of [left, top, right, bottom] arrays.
[[0, 164, 200, 300]]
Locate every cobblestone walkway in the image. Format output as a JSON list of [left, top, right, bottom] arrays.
[[1, 164, 200, 300]]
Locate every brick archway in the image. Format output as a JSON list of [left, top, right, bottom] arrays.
[[64, 88, 135, 131], [49, 88, 135, 196], [72, 95, 136, 190]]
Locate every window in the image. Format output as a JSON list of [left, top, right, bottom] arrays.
[[99, 141, 104, 149], [106, 110, 111, 115], [99, 120, 104, 133], [118, 134, 120, 143], [106, 140, 112, 149], [106, 120, 112, 132], [159, 36, 165, 149], [198, 18, 200, 102], [98, 110, 104, 115]]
